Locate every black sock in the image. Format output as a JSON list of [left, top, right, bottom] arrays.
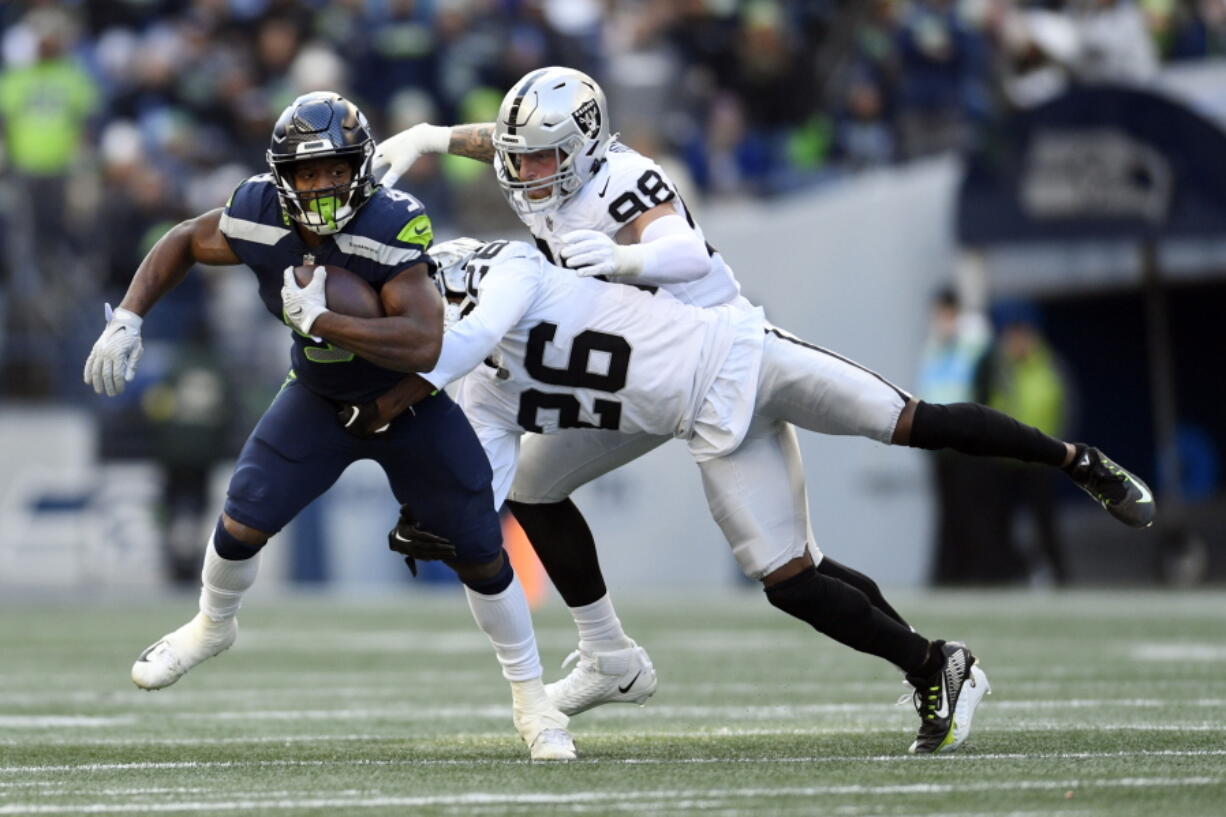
[[911, 639, 946, 681], [909, 401, 1068, 466], [765, 567, 930, 674], [816, 556, 910, 629], [507, 498, 606, 607]]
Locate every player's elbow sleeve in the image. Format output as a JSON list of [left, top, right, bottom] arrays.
[[635, 235, 708, 284]]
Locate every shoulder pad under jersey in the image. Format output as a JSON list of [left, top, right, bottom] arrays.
[[574, 145, 677, 233], [219, 174, 292, 245], [337, 187, 434, 272]]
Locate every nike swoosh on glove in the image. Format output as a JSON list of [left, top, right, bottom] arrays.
[[281, 265, 328, 335], [83, 304, 144, 397], [337, 401, 391, 439]]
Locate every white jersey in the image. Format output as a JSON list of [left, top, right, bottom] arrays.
[[421, 240, 764, 505], [517, 142, 744, 308]]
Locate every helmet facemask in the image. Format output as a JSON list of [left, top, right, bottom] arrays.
[[269, 150, 374, 235], [494, 134, 586, 215]]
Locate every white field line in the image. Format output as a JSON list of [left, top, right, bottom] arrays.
[[0, 717, 137, 728], [229, 629, 810, 654], [2, 721, 1225, 747], [3, 698, 1226, 729], [0, 734, 387, 747], [0, 778, 1219, 815], [1132, 643, 1226, 662], [9, 677, 1220, 706], [7, 696, 1226, 726], [3, 749, 1226, 775]]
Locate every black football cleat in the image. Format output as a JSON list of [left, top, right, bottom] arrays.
[[905, 641, 990, 754], [1065, 446, 1155, 529]]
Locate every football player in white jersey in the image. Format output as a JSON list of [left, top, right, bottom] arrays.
[[376, 67, 754, 719], [373, 68, 1155, 750], [342, 236, 1153, 753]]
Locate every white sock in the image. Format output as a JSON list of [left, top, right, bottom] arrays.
[[198, 536, 261, 621], [465, 577, 542, 682], [571, 594, 633, 652]]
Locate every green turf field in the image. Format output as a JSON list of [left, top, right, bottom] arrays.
[[2, 589, 1224, 816]]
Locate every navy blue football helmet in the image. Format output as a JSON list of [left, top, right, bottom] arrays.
[[267, 92, 376, 235]]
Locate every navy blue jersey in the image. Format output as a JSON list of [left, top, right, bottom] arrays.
[[219, 174, 436, 403]]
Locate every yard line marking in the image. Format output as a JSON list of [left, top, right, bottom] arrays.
[[0, 717, 136, 728], [3, 749, 1225, 775], [0, 734, 390, 747], [0, 698, 1212, 726], [3, 714, 1224, 738], [0, 683, 492, 705], [1133, 643, 1226, 662], [0, 778, 1219, 814]]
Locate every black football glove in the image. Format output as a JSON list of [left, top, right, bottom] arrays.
[[387, 504, 456, 576], [337, 401, 390, 439]]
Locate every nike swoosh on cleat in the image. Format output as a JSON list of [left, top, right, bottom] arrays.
[[618, 672, 641, 694], [932, 677, 950, 719], [1134, 479, 1154, 504]]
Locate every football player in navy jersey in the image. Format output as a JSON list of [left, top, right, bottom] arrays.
[[83, 92, 575, 761]]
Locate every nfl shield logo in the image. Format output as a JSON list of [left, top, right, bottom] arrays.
[[572, 99, 601, 139]]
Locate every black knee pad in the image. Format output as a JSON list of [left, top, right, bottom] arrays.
[[460, 553, 514, 596], [212, 518, 263, 561]]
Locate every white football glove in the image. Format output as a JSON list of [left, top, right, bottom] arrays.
[[374, 123, 451, 188], [559, 229, 643, 278], [281, 266, 328, 335], [83, 304, 144, 397]]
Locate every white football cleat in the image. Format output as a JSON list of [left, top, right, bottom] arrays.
[[512, 701, 576, 761], [131, 612, 237, 690], [526, 727, 577, 761], [545, 642, 658, 716]]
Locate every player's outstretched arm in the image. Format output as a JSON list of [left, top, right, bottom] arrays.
[[375, 123, 495, 186], [308, 261, 444, 373], [85, 208, 238, 396], [560, 206, 710, 284], [118, 208, 239, 316]]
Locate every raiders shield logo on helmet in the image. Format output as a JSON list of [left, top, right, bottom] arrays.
[[572, 99, 601, 139]]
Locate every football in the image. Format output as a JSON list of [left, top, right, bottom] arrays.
[[292, 265, 384, 319]]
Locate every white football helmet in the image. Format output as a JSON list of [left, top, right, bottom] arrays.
[[493, 66, 612, 217], [431, 237, 487, 328]]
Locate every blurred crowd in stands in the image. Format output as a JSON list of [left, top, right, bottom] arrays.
[[2, 0, 1224, 407]]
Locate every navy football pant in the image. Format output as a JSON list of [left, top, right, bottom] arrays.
[[223, 378, 502, 564]]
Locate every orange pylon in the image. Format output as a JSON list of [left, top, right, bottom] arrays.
[[502, 513, 549, 609]]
